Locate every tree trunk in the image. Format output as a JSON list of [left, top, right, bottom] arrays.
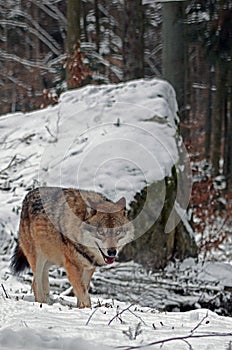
[[66, 0, 81, 88], [223, 63, 232, 187], [95, 0, 100, 53], [205, 65, 214, 160], [212, 59, 227, 175], [228, 80, 232, 187], [82, 1, 88, 43], [162, 2, 186, 118], [123, 0, 144, 81], [67, 0, 81, 55]]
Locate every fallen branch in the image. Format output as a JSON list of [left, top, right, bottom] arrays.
[[1, 284, 9, 299], [0, 155, 17, 174], [116, 332, 232, 350], [0, 154, 36, 175], [108, 304, 135, 326], [86, 308, 99, 326], [190, 311, 209, 333], [45, 125, 58, 143], [115, 312, 232, 350], [128, 309, 147, 326]]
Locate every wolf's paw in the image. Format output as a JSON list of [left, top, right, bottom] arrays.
[[77, 296, 91, 309]]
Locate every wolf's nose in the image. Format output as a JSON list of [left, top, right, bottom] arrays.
[[107, 248, 117, 257]]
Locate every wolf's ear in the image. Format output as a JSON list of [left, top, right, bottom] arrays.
[[116, 197, 126, 215], [85, 198, 97, 220]]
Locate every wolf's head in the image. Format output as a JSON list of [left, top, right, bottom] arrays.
[[82, 197, 134, 265]]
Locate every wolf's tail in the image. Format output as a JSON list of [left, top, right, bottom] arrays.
[[10, 242, 29, 275]]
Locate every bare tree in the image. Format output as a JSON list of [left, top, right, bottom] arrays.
[[0, 0, 66, 114]]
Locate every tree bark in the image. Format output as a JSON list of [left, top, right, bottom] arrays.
[[66, 0, 81, 88], [67, 0, 81, 55], [123, 0, 144, 81], [212, 58, 227, 175], [223, 62, 232, 187], [95, 0, 100, 53], [205, 65, 214, 160], [162, 2, 186, 118]]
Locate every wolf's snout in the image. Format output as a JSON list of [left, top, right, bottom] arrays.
[[107, 248, 117, 257]]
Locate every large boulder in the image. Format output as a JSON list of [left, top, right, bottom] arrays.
[[0, 78, 197, 268]]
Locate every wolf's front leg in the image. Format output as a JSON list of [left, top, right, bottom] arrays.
[[64, 259, 93, 308], [32, 253, 51, 304]]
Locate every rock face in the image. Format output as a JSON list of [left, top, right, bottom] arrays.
[[120, 172, 198, 270]]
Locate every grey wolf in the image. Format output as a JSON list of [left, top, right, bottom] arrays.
[[11, 187, 134, 308]]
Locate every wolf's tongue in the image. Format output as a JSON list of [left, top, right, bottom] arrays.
[[104, 256, 115, 264]]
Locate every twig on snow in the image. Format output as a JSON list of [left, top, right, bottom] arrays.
[[190, 311, 209, 333], [1, 284, 9, 299], [0, 155, 17, 174], [116, 312, 232, 350], [116, 332, 232, 350], [45, 125, 58, 143], [108, 304, 135, 326], [128, 309, 147, 326], [123, 323, 143, 341], [86, 308, 99, 326]]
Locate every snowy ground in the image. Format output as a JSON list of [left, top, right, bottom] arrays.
[[1, 79, 232, 349], [1, 276, 232, 350]]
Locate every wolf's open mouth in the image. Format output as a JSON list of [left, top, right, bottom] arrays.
[[96, 243, 115, 265]]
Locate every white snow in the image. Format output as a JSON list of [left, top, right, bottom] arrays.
[[1, 290, 232, 350], [1, 78, 232, 349]]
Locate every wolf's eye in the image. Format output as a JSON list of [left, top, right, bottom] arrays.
[[115, 230, 122, 236], [97, 228, 105, 236]]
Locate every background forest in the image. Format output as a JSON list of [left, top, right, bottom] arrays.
[[0, 0, 232, 260]]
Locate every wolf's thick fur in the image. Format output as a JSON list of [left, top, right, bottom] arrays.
[[11, 187, 133, 308]]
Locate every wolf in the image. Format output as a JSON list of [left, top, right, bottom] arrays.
[[11, 187, 134, 308]]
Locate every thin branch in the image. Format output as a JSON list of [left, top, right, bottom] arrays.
[[182, 339, 193, 350], [86, 308, 99, 326], [116, 312, 232, 350], [0, 49, 56, 73], [116, 332, 232, 350], [108, 304, 135, 326], [0, 155, 17, 174], [0, 154, 36, 174], [0, 17, 61, 55], [1, 284, 9, 299], [45, 126, 58, 143], [190, 311, 209, 334], [128, 309, 147, 326]]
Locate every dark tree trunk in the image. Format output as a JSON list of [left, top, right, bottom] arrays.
[[123, 0, 144, 81], [162, 2, 186, 118], [95, 0, 100, 53], [82, 1, 88, 43], [212, 59, 227, 175], [205, 65, 214, 160], [66, 0, 81, 88], [223, 63, 232, 188], [67, 0, 81, 55]]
